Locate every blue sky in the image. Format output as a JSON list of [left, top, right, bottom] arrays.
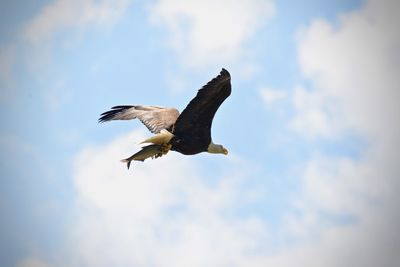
[[1, 0, 399, 266]]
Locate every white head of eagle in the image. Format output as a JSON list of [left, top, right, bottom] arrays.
[[99, 68, 232, 169]]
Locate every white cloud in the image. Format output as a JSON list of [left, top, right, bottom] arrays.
[[264, 0, 400, 265], [149, 0, 275, 69], [289, 86, 339, 139], [260, 87, 288, 105], [295, 0, 400, 141], [65, 129, 268, 267], [58, 1, 400, 265], [265, 150, 400, 267], [260, 219, 399, 267], [24, 0, 132, 43], [13, 1, 400, 266]]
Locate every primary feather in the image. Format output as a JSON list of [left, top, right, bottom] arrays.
[[172, 68, 231, 143]]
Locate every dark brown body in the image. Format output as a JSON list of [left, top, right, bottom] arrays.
[[170, 135, 210, 155]]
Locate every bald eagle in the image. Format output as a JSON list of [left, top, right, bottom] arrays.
[[99, 68, 231, 169]]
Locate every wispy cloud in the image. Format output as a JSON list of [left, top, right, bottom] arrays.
[[1, 0, 133, 109], [24, 0, 133, 43], [16, 258, 50, 267], [0, 44, 16, 102], [149, 0, 275, 70], [43, 79, 72, 110], [289, 86, 338, 139], [260, 87, 288, 105], [0, 44, 15, 81]]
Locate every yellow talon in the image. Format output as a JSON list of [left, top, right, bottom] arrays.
[[162, 143, 172, 154]]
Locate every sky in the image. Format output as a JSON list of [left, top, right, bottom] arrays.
[[1, 0, 400, 266]]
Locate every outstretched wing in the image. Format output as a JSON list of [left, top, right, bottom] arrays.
[[99, 105, 180, 134], [173, 68, 231, 143]]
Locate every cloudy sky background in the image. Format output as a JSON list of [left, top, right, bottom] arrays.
[[1, 0, 399, 266]]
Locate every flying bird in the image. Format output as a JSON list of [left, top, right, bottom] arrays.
[[99, 68, 231, 169]]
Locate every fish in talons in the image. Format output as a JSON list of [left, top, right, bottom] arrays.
[[121, 130, 174, 169], [120, 143, 169, 169]]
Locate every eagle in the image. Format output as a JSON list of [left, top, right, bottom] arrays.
[[99, 68, 231, 169]]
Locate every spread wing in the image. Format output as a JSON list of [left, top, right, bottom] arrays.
[[99, 105, 180, 134], [173, 68, 231, 143]]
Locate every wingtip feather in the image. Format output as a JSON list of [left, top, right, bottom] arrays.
[[220, 68, 230, 78]]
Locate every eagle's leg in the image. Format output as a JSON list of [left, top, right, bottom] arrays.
[[155, 143, 172, 158]]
